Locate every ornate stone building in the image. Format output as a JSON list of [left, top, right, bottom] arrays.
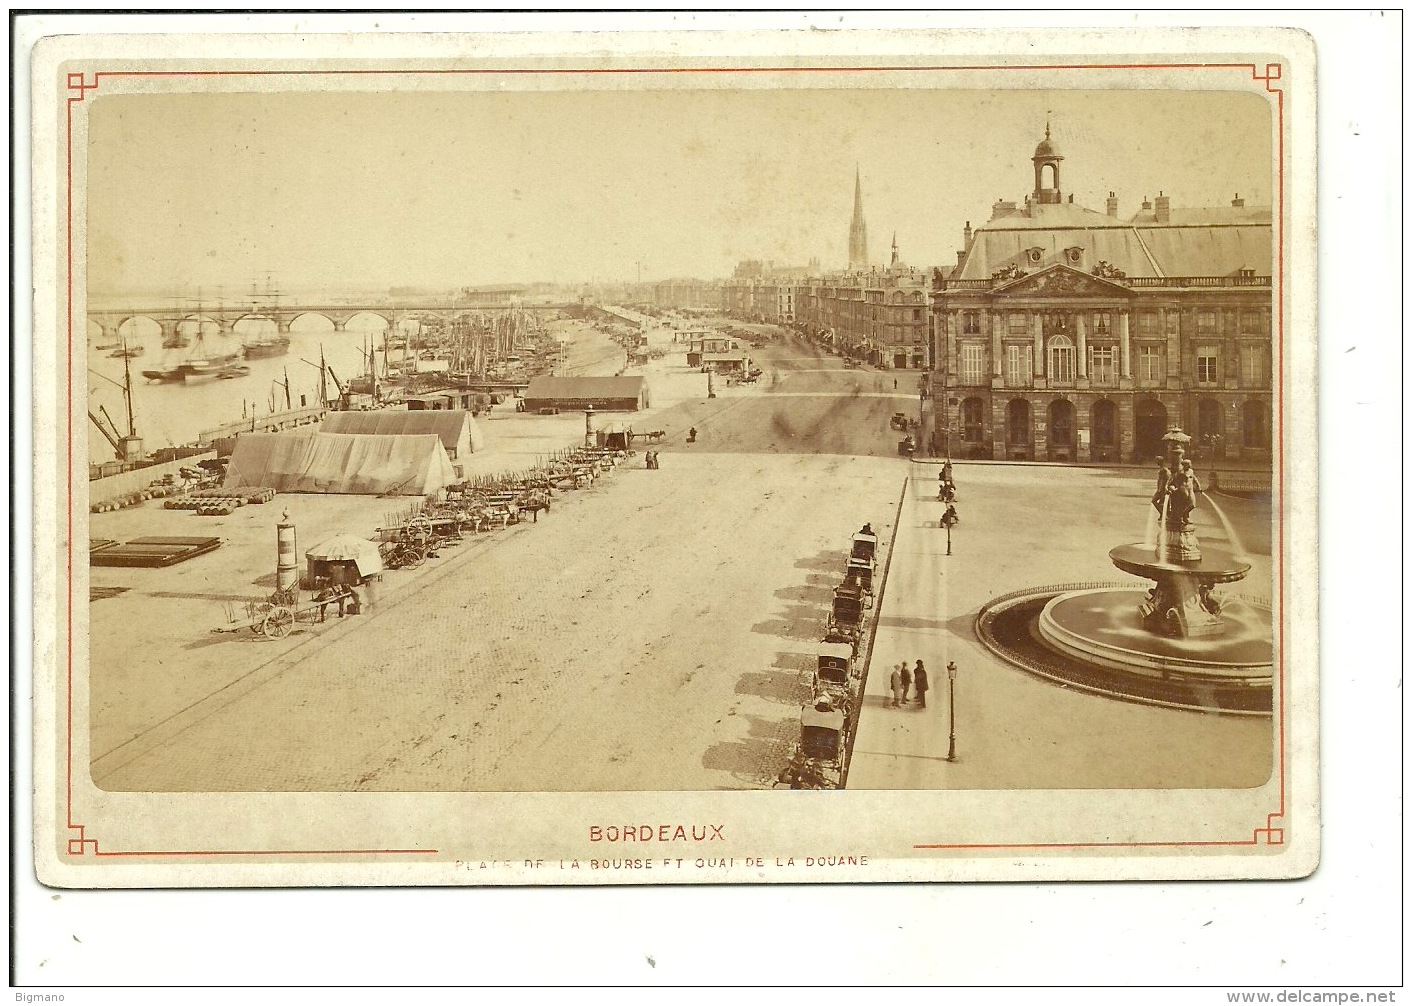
[[929, 126, 1273, 465], [794, 239, 930, 370]]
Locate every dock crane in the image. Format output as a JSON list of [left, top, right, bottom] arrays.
[[298, 346, 345, 408], [87, 351, 143, 460]]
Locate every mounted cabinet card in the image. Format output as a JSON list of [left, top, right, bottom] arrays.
[[29, 26, 1318, 887]]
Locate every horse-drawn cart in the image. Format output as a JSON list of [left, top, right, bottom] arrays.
[[214, 588, 357, 640]]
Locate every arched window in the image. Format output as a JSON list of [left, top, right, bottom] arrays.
[[1048, 334, 1076, 384], [961, 397, 985, 443], [1007, 398, 1032, 445], [1242, 400, 1270, 449], [1048, 399, 1075, 447], [1091, 399, 1117, 447], [1198, 398, 1224, 453]]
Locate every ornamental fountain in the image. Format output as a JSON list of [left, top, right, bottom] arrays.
[[977, 427, 1273, 715]]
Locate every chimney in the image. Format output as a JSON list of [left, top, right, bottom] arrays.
[[1154, 191, 1170, 223], [1068, 194, 1074, 204], [1106, 191, 1119, 217], [1231, 192, 1245, 207], [963, 220, 973, 245], [1141, 195, 1153, 212], [957, 250, 966, 268]]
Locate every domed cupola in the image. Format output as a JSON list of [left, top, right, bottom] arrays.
[[1032, 120, 1064, 205]]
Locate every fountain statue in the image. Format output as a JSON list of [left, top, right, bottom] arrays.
[[975, 424, 1273, 715], [1108, 427, 1247, 639]]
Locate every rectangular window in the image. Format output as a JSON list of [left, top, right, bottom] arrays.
[[1008, 312, 1030, 335], [1139, 311, 1160, 336], [1091, 312, 1111, 336], [1090, 346, 1116, 386], [1241, 308, 1266, 334], [960, 344, 984, 384], [1240, 345, 1269, 387], [962, 311, 981, 334], [1196, 345, 1220, 385], [1197, 310, 1217, 332], [1005, 344, 1033, 387], [1138, 345, 1164, 384], [1164, 311, 1181, 336]]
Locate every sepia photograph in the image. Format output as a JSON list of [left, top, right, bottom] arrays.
[[30, 25, 1319, 889]]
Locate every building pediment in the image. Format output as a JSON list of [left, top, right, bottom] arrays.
[[992, 264, 1134, 299]]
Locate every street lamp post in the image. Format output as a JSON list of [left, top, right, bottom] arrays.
[[946, 661, 958, 762]]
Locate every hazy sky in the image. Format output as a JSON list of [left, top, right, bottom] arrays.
[[85, 87, 1273, 292]]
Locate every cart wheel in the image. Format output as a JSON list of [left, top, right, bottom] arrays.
[[262, 606, 295, 639], [404, 545, 426, 568]]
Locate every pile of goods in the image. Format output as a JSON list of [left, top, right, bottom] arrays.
[[89, 478, 185, 513], [164, 485, 277, 514]]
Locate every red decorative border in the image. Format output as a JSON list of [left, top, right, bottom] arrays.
[[62, 61, 1288, 861]]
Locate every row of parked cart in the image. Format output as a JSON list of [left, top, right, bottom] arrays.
[[777, 526, 880, 790], [217, 444, 635, 640], [374, 446, 627, 570]]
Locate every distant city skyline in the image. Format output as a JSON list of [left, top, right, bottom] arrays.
[[86, 87, 1273, 293]]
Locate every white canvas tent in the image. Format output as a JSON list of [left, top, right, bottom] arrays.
[[320, 409, 484, 457], [223, 432, 457, 496]]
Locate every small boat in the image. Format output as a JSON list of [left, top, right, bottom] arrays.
[[95, 340, 123, 351], [140, 334, 242, 383], [242, 334, 291, 359], [109, 344, 144, 359], [141, 366, 186, 383], [216, 364, 251, 380]]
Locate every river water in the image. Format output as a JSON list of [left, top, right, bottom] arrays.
[[86, 315, 627, 457], [87, 324, 379, 453]]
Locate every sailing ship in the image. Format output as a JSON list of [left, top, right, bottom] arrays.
[[241, 333, 292, 359], [142, 330, 244, 383]]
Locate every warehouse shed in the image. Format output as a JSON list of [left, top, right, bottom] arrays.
[[320, 408, 484, 458], [222, 433, 457, 496], [522, 376, 649, 413]]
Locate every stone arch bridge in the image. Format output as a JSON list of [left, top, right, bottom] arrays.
[[87, 300, 576, 342]]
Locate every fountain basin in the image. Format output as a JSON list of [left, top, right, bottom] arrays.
[[1108, 543, 1251, 583], [1038, 588, 1272, 684], [975, 585, 1274, 716]]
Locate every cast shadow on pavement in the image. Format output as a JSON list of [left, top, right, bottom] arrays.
[[769, 649, 814, 673], [149, 590, 266, 603], [750, 602, 821, 643], [734, 669, 811, 705], [792, 549, 850, 574], [877, 615, 950, 632], [700, 712, 797, 782], [773, 582, 833, 606]]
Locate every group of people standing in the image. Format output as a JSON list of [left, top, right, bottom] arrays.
[[889, 660, 929, 708], [644, 451, 661, 470]]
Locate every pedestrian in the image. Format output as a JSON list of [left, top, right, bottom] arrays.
[[900, 661, 913, 703], [893, 377, 898, 390], [889, 665, 903, 708], [652, 451, 661, 470], [914, 660, 929, 708]]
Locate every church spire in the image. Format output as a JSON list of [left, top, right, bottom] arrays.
[[849, 167, 869, 270], [890, 230, 899, 266]]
